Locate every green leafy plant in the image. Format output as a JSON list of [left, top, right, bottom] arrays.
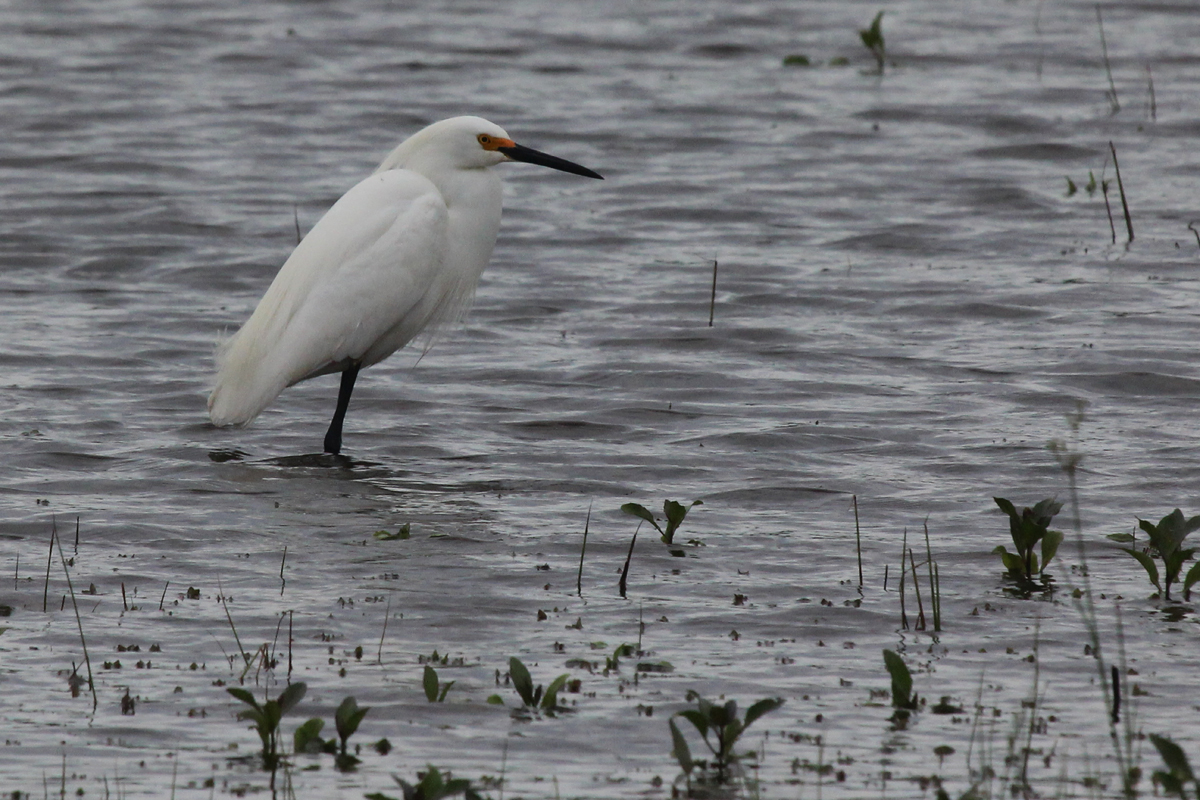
[[293, 717, 328, 755], [292, 696, 370, 770], [883, 649, 919, 712], [227, 682, 307, 769], [669, 691, 784, 782], [423, 664, 455, 702], [605, 643, 636, 673], [488, 657, 570, 714], [621, 499, 702, 545], [1118, 509, 1200, 601], [333, 696, 370, 770], [993, 497, 1064, 582], [1149, 734, 1198, 799], [859, 11, 885, 72], [365, 766, 488, 800]]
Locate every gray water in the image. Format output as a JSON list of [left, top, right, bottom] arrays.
[[3, 0, 1200, 797]]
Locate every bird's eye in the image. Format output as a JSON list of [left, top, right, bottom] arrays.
[[478, 134, 491, 145]]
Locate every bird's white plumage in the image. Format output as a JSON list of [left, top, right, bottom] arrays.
[[208, 116, 508, 426]]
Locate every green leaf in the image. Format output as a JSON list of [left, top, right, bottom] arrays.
[[335, 696, 369, 741], [677, 709, 709, 737], [669, 717, 694, 774], [1041, 530, 1064, 572], [782, 54, 812, 67], [744, 697, 784, 729], [437, 680, 455, 703], [486, 694, 504, 705], [994, 497, 1018, 520], [423, 665, 439, 702], [541, 673, 570, 711], [1123, 548, 1161, 593], [1107, 532, 1136, 543], [509, 657, 535, 706], [1183, 560, 1200, 600], [661, 500, 702, 544], [227, 687, 260, 709], [624, 503, 662, 527], [277, 681, 307, 716], [883, 649, 912, 708], [293, 718, 325, 754], [1149, 733, 1196, 783]]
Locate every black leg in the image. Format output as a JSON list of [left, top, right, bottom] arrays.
[[323, 363, 361, 455]]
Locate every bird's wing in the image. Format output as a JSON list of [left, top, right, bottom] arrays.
[[209, 169, 448, 426]]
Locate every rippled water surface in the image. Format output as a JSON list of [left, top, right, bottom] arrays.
[[3, 0, 1200, 797]]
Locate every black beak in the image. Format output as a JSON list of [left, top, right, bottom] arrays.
[[498, 142, 603, 180]]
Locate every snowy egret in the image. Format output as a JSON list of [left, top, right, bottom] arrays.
[[208, 116, 602, 454]]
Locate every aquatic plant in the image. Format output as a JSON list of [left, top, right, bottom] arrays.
[[669, 691, 784, 783], [1115, 509, 1200, 601], [620, 499, 702, 545], [859, 11, 885, 73], [882, 649, 919, 725], [1149, 734, 1198, 799], [227, 681, 307, 769], [487, 657, 570, 714], [365, 766, 489, 800], [423, 664, 455, 702], [333, 696, 370, 770], [992, 497, 1064, 583]]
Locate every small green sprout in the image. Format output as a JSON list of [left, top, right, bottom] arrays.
[[1119, 509, 1200, 601], [621, 499, 703, 545], [333, 696, 370, 770], [488, 657, 571, 715], [365, 766, 489, 800], [669, 691, 784, 783], [993, 497, 1064, 583], [859, 11, 885, 73], [1065, 176, 1078, 197], [782, 54, 812, 67], [423, 664, 455, 702], [227, 682, 307, 769]]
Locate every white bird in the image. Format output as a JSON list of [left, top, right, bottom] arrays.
[[208, 115, 602, 454]]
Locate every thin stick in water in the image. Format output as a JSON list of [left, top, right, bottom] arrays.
[[59, 534, 98, 710], [923, 520, 939, 631], [1145, 65, 1156, 120], [708, 260, 718, 327], [898, 528, 908, 630], [121, 582, 128, 612], [1111, 664, 1121, 724], [619, 524, 640, 599], [1101, 174, 1116, 244], [279, 545, 287, 597], [43, 517, 56, 612], [377, 597, 390, 665], [13, 551, 17, 591], [577, 500, 592, 596], [217, 576, 250, 666], [1109, 142, 1134, 242], [159, 581, 169, 611], [74, 516, 80, 554], [853, 495, 864, 588], [1096, 6, 1119, 113], [293, 205, 302, 245], [908, 547, 926, 630]]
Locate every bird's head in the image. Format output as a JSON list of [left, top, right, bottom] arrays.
[[377, 116, 602, 180]]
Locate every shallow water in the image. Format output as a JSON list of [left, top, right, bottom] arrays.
[[3, 0, 1200, 797]]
